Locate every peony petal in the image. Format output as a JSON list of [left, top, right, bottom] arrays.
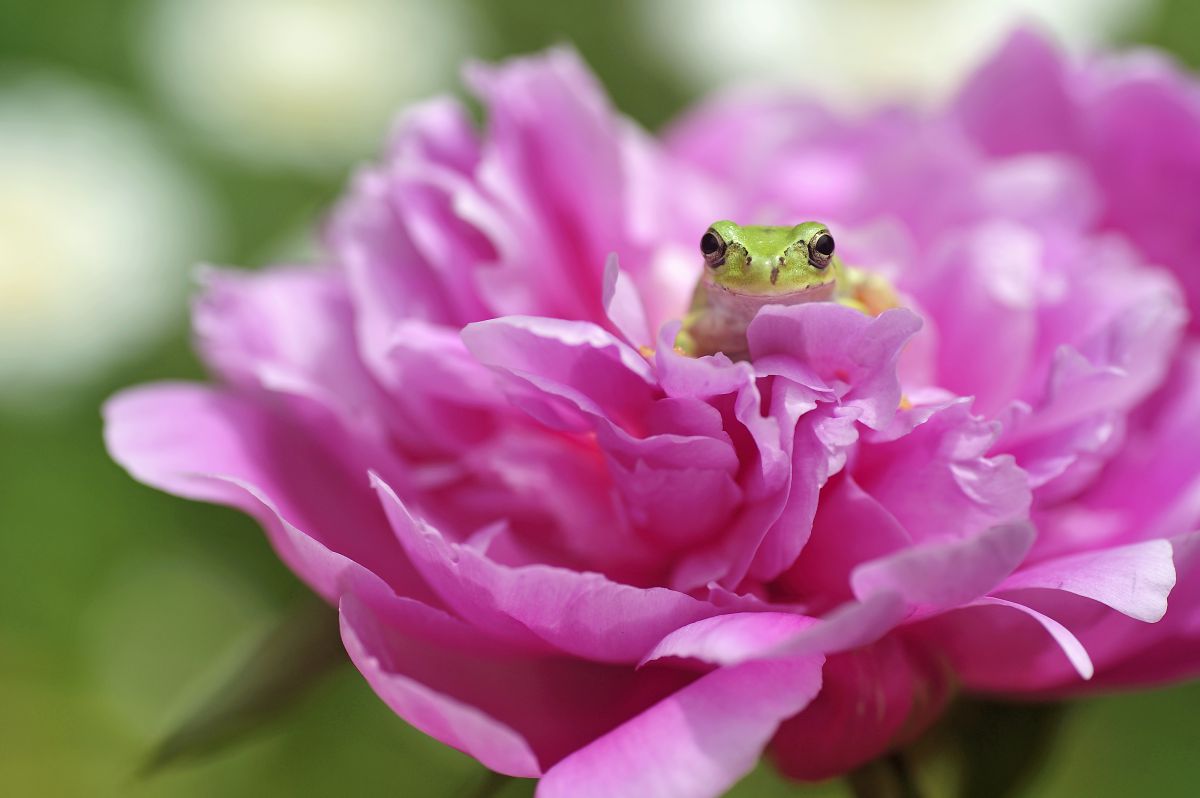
[[851, 523, 1036, 614], [602, 254, 652, 348], [855, 400, 1032, 545], [1075, 533, 1200, 687], [373, 475, 715, 663], [328, 169, 458, 332], [641, 612, 817, 668], [668, 375, 813, 590], [954, 27, 1078, 156], [653, 322, 755, 400], [968, 597, 1095, 680], [465, 47, 647, 323], [341, 592, 543, 778], [193, 265, 386, 432], [642, 592, 907, 669], [384, 96, 481, 174], [907, 222, 1040, 417], [748, 304, 923, 430], [779, 472, 912, 609], [748, 404, 859, 582], [462, 315, 657, 432], [103, 383, 425, 603], [536, 655, 824, 798], [771, 636, 949, 782], [998, 539, 1176, 622], [340, 568, 692, 775], [1081, 56, 1200, 331], [592, 410, 742, 550]]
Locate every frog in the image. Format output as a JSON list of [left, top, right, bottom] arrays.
[[674, 220, 898, 360]]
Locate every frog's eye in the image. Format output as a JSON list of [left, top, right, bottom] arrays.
[[700, 229, 727, 268], [808, 231, 835, 269]]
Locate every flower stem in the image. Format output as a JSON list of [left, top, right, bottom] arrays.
[[846, 753, 923, 798], [467, 770, 515, 798]]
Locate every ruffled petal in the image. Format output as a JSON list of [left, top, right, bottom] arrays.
[[373, 475, 716, 663], [856, 400, 1032, 545], [462, 315, 657, 433], [748, 304, 923, 430]]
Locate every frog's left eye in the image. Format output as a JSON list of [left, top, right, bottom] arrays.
[[700, 229, 727, 268], [808, 231, 835, 269]]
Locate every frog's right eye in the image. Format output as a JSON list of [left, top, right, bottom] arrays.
[[700, 229, 727, 268]]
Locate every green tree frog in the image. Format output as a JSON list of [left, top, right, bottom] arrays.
[[675, 220, 898, 360]]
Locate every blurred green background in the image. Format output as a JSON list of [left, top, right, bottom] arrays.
[[4, 1, 1200, 796]]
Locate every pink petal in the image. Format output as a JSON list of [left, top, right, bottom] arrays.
[[748, 304, 923, 430], [642, 593, 907, 668], [340, 568, 693, 775], [969, 597, 1095, 680], [103, 383, 425, 603], [193, 265, 385, 430], [954, 27, 1078, 156], [462, 315, 657, 433], [603, 254, 652, 348], [373, 475, 715, 663], [855, 400, 1032, 545], [779, 472, 912, 609], [851, 523, 1036, 614], [999, 539, 1176, 622], [641, 613, 817, 667], [384, 96, 481, 173], [465, 47, 641, 323], [537, 655, 824, 798], [771, 637, 949, 781], [748, 406, 859, 581], [341, 590, 543, 778]]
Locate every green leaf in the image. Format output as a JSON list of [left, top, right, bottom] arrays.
[[141, 594, 346, 774]]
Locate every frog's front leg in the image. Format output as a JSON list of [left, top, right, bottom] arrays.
[[838, 266, 901, 317], [672, 282, 710, 356], [674, 317, 701, 357]]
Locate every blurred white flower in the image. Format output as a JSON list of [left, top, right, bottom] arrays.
[[142, 0, 476, 171], [0, 75, 217, 406], [637, 0, 1153, 107]]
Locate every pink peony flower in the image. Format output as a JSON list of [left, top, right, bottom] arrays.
[[105, 30, 1200, 796]]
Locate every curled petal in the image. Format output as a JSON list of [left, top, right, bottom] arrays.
[[968, 597, 1095, 680], [998, 539, 1176, 622]]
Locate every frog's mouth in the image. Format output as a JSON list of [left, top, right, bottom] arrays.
[[710, 278, 838, 302]]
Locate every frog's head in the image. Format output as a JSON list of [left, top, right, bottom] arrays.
[[699, 220, 839, 295]]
